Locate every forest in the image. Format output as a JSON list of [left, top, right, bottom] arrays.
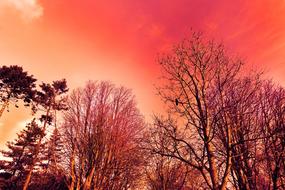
[[0, 33, 285, 190]]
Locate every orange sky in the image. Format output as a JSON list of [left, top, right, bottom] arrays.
[[1, 0, 285, 148]]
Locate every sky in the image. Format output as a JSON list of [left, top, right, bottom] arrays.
[[0, 0, 285, 148]]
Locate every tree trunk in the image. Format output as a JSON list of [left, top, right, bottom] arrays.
[[220, 125, 232, 190], [83, 166, 96, 190], [272, 166, 280, 190], [69, 150, 76, 190], [0, 98, 9, 118], [204, 124, 219, 190], [206, 141, 219, 190]]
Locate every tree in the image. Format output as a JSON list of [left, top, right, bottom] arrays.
[[149, 32, 245, 189], [61, 81, 145, 190], [0, 119, 45, 188], [259, 81, 285, 189], [0, 65, 37, 118], [31, 127, 67, 190], [23, 79, 68, 190], [145, 156, 189, 190], [213, 76, 263, 190], [143, 130, 203, 190], [41, 127, 64, 175]]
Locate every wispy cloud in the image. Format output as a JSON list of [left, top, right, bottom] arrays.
[[0, 0, 43, 21]]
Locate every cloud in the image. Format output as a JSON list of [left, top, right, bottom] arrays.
[[0, 0, 43, 21]]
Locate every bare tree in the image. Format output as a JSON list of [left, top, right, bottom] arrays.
[[61, 81, 145, 190], [144, 155, 190, 190], [150, 32, 245, 190], [143, 126, 202, 190], [214, 76, 263, 190], [150, 33, 285, 190], [259, 81, 285, 190]]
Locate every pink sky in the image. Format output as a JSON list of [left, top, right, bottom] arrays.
[[1, 0, 285, 147]]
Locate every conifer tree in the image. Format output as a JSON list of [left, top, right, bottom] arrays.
[[0, 119, 45, 183], [0, 65, 37, 118], [23, 79, 68, 190], [42, 127, 64, 174]]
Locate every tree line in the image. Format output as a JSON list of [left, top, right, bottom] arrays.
[[1, 32, 285, 189]]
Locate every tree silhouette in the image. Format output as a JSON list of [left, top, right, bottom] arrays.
[[61, 81, 144, 190], [42, 127, 64, 174], [0, 65, 37, 118], [0, 119, 45, 189], [23, 79, 68, 190], [1, 33, 285, 189], [259, 82, 285, 189], [150, 32, 244, 190]]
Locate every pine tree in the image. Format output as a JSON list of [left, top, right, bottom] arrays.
[[0, 119, 45, 181], [42, 127, 64, 174], [0, 65, 37, 118], [23, 79, 68, 190]]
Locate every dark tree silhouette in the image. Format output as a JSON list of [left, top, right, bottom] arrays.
[[23, 79, 68, 190], [0, 65, 37, 118], [0, 119, 45, 189], [149, 32, 244, 190], [259, 82, 285, 190]]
